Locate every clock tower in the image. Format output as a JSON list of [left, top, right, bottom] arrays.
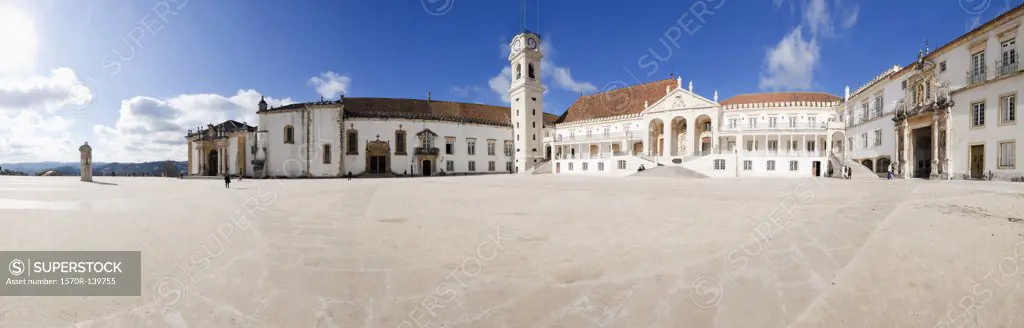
[[509, 30, 544, 174]]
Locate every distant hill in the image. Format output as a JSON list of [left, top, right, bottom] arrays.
[[1, 161, 187, 177]]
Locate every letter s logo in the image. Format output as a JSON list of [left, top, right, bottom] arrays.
[[9, 259, 24, 276]]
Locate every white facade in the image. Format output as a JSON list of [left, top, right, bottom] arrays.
[[549, 79, 844, 178]]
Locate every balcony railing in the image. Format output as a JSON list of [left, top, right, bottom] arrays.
[[996, 55, 1019, 78], [554, 131, 643, 143], [967, 67, 987, 85], [414, 147, 440, 156], [720, 123, 826, 132]]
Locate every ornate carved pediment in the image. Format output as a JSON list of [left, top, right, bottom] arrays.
[[366, 140, 390, 156], [416, 129, 438, 137], [644, 88, 716, 113]]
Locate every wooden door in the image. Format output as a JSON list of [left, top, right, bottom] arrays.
[[970, 145, 984, 179]]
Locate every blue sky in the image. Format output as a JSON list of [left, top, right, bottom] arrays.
[[0, 0, 1021, 162]]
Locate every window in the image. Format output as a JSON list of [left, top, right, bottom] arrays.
[[445, 160, 454, 172], [748, 118, 757, 128], [714, 159, 726, 170], [1001, 39, 1017, 76], [940, 61, 947, 72], [533, 134, 536, 140], [768, 140, 778, 151], [767, 160, 776, 171], [582, 162, 588, 171], [346, 130, 358, 155], [568, 163, 574, 171], [487, 140, 496, 155], [972, 102, 986, 127], [1001, 95, 1017, 123], [807, 117, 817, 127], [598, 162, 605, 171], [617, 160, 627, 170], [999, 141, 1016, 168], [467, 138, 476, 155], [789, 160, 798, 171], [283, 126, 295, 144], [862, 133, 868, 149], [743, 160, 752, 171], [528, 64, 536, 79], [488, 161, 495, 172], [395, 130, 407, 155], [972, 51, 986, 79], [468, 161, 476, 172], [421, 133, 434, 148], [322, 145, 331, 164], [861, 103, 869, 121], [788, 117, 797, 128], [532, 109, 536, 116], [901, 80, 907, 90], [768, 117, 778, 128], [874, 129, 883, 146], [729, 119, 738, 128], [446, 137, 455, 154], [532, 122, 536, 128], [504, 141, 513, 156], [874, 96, 884, 117]]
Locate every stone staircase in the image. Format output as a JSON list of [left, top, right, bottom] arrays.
[[630, 166, 709, 178]]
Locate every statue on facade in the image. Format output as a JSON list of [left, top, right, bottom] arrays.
[[79, 142, 93, 182]]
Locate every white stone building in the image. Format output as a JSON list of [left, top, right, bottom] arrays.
[[187, 4, 1021, 181], [842, 4, 1022, 180]]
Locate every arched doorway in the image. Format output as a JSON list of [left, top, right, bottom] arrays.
[[366, 141, 390, 174], [694, 115, 713, 155], [861, 159, 874, 171], [670, 117, 687, 156], [422, 160, 433, 176], [545, 146, 552, 160], [632, 142, 643, 155], [648, 119, 665, 156], [207, 150, 218, 176], [877, 157, 892, 173]]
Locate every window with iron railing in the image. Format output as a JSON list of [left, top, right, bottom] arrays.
[[999, 39, 1017, 77], [969, 51, 987, 85]]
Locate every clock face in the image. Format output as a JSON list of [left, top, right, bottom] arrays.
[[527, 37, 538, 50], [511, 39, 523, 53]]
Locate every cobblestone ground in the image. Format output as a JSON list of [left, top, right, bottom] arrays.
[[0, 175, 1022, 328]]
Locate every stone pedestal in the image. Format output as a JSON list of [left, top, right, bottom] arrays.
[[79, 142, 93, 182]]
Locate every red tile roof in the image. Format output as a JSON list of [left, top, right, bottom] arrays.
[[263, 97, 559, 128], [557, 79, 677, 124], [719, 92, 840, 106]]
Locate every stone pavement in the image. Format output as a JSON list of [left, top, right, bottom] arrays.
[[0, 175, 1021, 327]]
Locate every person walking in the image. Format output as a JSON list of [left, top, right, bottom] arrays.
[[223, 173, 231, 188], [886, 164, 893, 180]]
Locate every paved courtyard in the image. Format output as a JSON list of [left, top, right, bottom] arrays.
[[0, 175, 1022, 327]]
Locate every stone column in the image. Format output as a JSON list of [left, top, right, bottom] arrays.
[[944, 108, 952, 179], [663, 120, 671, 157], [79, 142, 93, 182], [902, 120, 911, 178], [931, 112, 939, 179]]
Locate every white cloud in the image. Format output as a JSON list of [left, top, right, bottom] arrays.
[[759, 28, 820, 91], [0, 110, 77, 163], [487, 37, 595, 104], [0, 67, 94, 114], [308, 71, 351, 100], [488, 66, 513, 103], [759, 0, 858, 91], [93, 90, 293, 162], [0, 6, 39, 73]]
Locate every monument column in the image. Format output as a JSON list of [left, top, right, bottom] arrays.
[[79, 142, 93, 182]]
